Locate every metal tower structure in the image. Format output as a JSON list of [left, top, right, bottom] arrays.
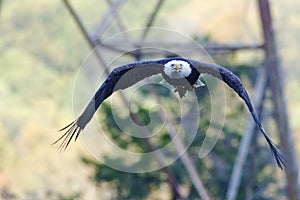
[[62, 0, 298, 199]]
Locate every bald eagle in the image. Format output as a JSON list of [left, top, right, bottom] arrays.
[[53, 58, 285, 169]]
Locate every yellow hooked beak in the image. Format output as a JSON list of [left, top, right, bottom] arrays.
[[174, 64, 182, 72]]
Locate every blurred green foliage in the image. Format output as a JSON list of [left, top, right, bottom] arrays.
[[81, 69, 279, 199]]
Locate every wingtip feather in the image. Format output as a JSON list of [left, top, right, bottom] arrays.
[[266, 137, 287, 170], [255, 119, 287, 170], [237, 90, 286, 170], [53, 120, 83, 152]]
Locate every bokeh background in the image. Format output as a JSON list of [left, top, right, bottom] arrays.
[[1, 0, 300, 199]]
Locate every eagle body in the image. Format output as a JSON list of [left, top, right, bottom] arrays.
[[162, 59, 201, 97], [53, 57, 286, 169]]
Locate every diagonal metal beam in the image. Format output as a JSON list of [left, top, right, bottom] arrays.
[[226, 67, 267, 200], [258, 0, 298, 199], [147, 85, 211, 200], [105, 0, 129, 39], [141, 0, 165, 41], [90, 0, 126, 40]]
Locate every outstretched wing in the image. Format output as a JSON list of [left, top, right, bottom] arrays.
[[189, 59, 286, 169], [53, 60, 164, 151]]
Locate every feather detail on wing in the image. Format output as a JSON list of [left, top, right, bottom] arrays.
[[53, 61, 164, 151], [190, 60, 286, 169]]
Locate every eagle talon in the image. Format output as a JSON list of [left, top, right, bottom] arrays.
[[174, 86, 188, 98]]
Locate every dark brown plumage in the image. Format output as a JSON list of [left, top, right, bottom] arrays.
[[53, 58, 286, 169]]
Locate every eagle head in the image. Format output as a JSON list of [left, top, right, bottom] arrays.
[[164, 60, 192, 79]]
